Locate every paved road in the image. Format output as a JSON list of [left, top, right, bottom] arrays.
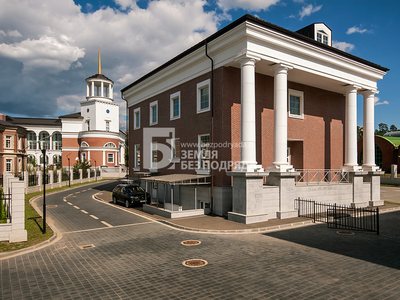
[[1, 181, 400, 299]]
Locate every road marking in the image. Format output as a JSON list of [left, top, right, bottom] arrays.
[[68, 194, 73, 196], [81, 210, 88, 214], [90, 215, 99, 220], [75, 192, 80, 194], [67, 202, 73, 205], [73, 206, 80, 209], [101, 221, 113, 227], [63, 198, 67, 202]]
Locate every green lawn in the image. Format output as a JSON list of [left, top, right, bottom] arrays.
[[0, 180, 105, 253]]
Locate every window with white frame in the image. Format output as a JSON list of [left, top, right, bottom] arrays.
[[170, 92, 180, 120], [288, 89, 304, 119], [27, 131, 36, 150], [198, 134, 210, 170], [86, 120, 90, 131], [134, 107, 140, 130], [106, 121, 110, 132], [6, 159, 12, 172], [5, 136, 11, 148], [317, 30, 328, 45], [81, 141, 89, 147], [104, 142, 116, 148], [149, 101, 158, 125], [197, 79, 210, 114], [151, 142, 158, 169], [134, 144, 141, 169], [171, 138, 180, 160], [107, 153, 114, 164], [82, 152, 87, 162]]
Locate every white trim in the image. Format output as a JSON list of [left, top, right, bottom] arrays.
[[288, 89, 304, 119], [107, 152, 114, 164], [170, 138, 180, 163], [196, 79, 211, 114], [196, 134, 210, 174], [134, 144, 141, 171], [170, 91, 181, 120], [134, 107, 141, 130], [104, 142, 117, 148], [149, 100, 158, 126]]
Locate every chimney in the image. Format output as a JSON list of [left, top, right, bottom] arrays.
[[0, 114, 6, 121]]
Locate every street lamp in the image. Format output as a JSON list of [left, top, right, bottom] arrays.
[[95, 160, 97, 181], [42, 148, 47, 234], [67, 157, 70, 187]]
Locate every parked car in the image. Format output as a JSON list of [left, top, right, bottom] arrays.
[[112, 184, 151, 207]]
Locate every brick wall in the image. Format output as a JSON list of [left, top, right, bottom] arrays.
[[128, 66, 346, 187]]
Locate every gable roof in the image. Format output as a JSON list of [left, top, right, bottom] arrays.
[[6, 116, 61, 126], [58, 112, 82, 119], [121, 14, 388, 94]]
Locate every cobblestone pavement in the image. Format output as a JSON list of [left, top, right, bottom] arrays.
[[1, 182, 400, 299]]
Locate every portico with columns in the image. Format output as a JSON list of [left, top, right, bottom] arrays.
[[123, 15, 388, 224]]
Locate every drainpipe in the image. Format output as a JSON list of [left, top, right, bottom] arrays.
[[205, 41, 214, 214]]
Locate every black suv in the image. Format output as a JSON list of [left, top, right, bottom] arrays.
[[112, 184, 151, 207]]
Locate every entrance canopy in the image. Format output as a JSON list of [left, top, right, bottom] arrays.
[[142, 174, 210, 186]]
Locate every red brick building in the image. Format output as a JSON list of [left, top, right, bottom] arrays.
[[122, 15, 388, 222]]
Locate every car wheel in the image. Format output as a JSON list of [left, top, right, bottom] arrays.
[[112, 196, 117, 204], [125, 199, 130, 208]]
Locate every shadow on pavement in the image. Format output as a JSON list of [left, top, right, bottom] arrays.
[[90, 179, 120, 192], [264, 210, 400, 270]]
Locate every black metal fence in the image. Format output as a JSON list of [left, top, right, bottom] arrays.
[[295, 198, 379, 234], [28, 174, 38, 186], [0, 192, 11, 223], [62, 172, 69, 182]]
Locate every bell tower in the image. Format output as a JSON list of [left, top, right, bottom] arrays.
[[80, 47, 119, 133]]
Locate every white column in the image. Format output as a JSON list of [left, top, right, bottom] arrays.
[[234, 54, 263, 172], [86, 84, 90, 97], [343, 86, 361, 171], [91, 81, 94, 97], [272, 64, 293, 172], [101, 81, 104, 97], [362, 90, 379, 171], [110, 84, 113, 99]]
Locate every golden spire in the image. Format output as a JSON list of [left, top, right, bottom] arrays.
[[98, 45, 101, 74]]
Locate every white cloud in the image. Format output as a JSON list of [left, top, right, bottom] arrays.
[[218, 0, 281, 12], [0, 35, 85, 73], [374, 97, 389, 106], [113, 0, 137, 10], [347, 26, 368, 35], [57, 95, 82, 113], [299, 4, 322, 20], [332, 41, 355, 52], [7, 30, 22, 37]]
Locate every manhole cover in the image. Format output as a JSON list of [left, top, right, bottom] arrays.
[[79, 244, 95, 249], [181, 240, 201, 246], [337, 231, 354, 235], [182, 259, 208, 268], [46, 205, 58, 208]]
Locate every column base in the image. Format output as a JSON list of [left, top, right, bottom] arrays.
[[362, 165, 381, 172], [233, 162, 264, 173], [369, 200, 384, 207], [350, 202, 368, 208], [267, 164, 294, 172], [228, 211, 269, 224], [9, 229, 28, 243], [276, 210, 298, 219], [342, 165, 363, 172]]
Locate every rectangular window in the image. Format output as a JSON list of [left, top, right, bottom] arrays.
[[107, 153, 114, 164], [172, 138, 180, 160], [134, 108, 140, 130], [6, 159, 12, 172], [170, 92, 180, 120], [197, 79, 210, 113], [134, 144, 141, 169], [151, 143, 157, 169], [106, 121, 110, 132], [150, 101, 158, 125], [86, 120, 90, 131], [82, 152, 87, 162], [5, 136, 11, 148], [199, 134, 210, 170], [288, 89, 304, 119]]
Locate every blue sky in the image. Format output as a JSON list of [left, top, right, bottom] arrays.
[[0, 0, 398, 130]]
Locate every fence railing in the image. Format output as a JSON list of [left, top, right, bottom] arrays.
[[28, 174, 38, 187], [0, 192, 11, 223], [295, 198, 379, 234], [295, 169, 349, 185]]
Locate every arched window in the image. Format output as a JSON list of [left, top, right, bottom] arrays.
[[39, 131, 50, 150], [53, 154, 62, 166], [27, 131, 37, 150], [359, 145, 383, 169], [27, 155, 36, 165], [104, 142, 116, 148], [81, 141, 89, 147], [40, 154, 49, 165], [52, 131, 62, 150]]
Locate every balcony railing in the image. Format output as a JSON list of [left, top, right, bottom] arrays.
[[295, 169, 349, 185]]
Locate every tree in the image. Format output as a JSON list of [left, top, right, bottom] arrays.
[[375, 123, 389, 136], [390, 124, 398, 132], [357, 126, 363, 141]]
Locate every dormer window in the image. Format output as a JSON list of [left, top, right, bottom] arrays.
[[317, 30, 328, 45]]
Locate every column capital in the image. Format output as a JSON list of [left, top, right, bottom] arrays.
[[344, 84, 361, 94], [234, 50, 262, 64], [273, 63, 293, 74], [360, 89, 378, 97]]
